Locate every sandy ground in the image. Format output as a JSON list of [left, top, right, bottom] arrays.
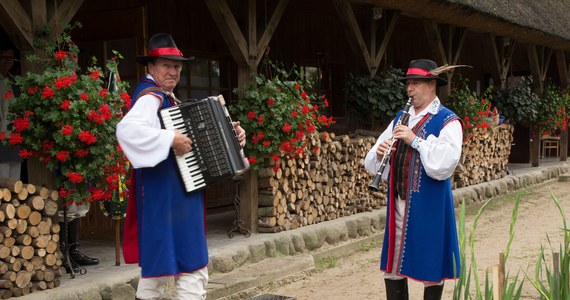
[[265, 179, 570, 300]]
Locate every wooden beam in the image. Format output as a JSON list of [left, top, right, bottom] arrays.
[[333, 0, 373, 74], [30, 0, 47, 34], [423, 21, 447, 66], [488, 35, 515, 89], [527, 44, 544, 94], [527, 44, 542, 167], [373, 11, 398, 68], [539, 47, 552, 83], [255, 0, 288, 66], [556, 50, 569, 88], [0, 0, 34, 50], [206, 0, 249, 66], [248, 0, 256, 67], [554, 50, 568, 161], [47, 0, 85, 39]]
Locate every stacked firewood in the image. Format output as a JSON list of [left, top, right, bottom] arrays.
[[0, 177, 64, 298], [454, 124, 514, 188], [258, 131, 386, 232]]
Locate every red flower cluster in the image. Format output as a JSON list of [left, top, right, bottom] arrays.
[[54, 74, 77, 89], [231, 62, 333, 171], [0, 29, 131, 206], [78, 131, 97, 144]]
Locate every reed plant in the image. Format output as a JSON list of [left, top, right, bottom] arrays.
[[525, 192, 570, 300], [453, 192, 525, 299]]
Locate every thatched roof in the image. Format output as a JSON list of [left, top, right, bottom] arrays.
[[357, 0, 570, 50]]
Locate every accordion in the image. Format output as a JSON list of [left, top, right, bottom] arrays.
[[159, 95, 250, 193]]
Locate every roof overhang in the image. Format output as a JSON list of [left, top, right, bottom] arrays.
[[355, 0, 570, 51]]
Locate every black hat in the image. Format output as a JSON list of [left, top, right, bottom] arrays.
[[400, 59, 448, 87], [136, 33, 193, 65]]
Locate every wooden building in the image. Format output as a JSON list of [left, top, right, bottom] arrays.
[[1, 0, 570, 239]]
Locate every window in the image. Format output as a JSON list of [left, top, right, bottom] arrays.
[[177, 58, 232, 102], [300, 65, 331, 115]]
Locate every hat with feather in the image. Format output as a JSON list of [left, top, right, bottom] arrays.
[[136, 33, 193, 65], [400, 59, 465, 87]]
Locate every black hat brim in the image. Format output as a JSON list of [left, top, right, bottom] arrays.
[[136, 55, 194, 65], [399, 74, 448, 87]]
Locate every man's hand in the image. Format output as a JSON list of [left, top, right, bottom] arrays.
[[376, 140, 392, 159], [392, 124, 415, 145], [233, 121, 246, 147], [172, 130, 193, 156]]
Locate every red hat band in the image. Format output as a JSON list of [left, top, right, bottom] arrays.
[[406, 68, 435, 78], [147, 47, 184, 58]]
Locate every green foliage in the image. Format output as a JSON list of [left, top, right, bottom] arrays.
[[525, 192, 570, 299], [315, 256, 339, 272], [493, 76, 540, 126], [447, 79, 496, 135], [230, 60, 333, 171], [535, 85, 570, 135], [345, 67, 407, 128], [1, 23, 131, 205], [454, 192, 525, 300]]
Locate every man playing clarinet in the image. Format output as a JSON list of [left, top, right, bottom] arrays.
[[116, 33, 246, 300], [364, 59, 463, 300]]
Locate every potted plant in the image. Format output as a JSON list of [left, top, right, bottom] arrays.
[[1, 24, 131, 206], [230, 60, 334, 171]]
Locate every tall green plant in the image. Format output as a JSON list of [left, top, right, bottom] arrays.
[[345, 67, 406, 128], [525, 192, 570, 300], [454, 192, 525, 300]]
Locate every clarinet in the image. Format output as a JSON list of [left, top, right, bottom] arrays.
[[368, 98, 413, 191]]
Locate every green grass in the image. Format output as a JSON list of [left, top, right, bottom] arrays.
[[315, 256, 339, 272]]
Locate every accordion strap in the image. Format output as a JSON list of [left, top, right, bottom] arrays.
[[136, 87, 180, 106]]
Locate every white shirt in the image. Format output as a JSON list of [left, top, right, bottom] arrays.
[[364, 98, 463, 181], [116, 75, 175, 169]]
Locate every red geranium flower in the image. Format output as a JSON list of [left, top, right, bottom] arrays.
[[8, 133, 22, 145], [61, 125, 73, 136], [19, 149, 33, 159], [41, 87, 55, 99], [61, 99, 72, 111], [78, 131, 97, 144], [56, 151, 70, 161], [66, 172, 84, 184], [55, 50, 67, 61], [13, 118, 30, 132]]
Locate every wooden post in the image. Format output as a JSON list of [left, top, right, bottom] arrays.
[[115, 220, 121, 266], [556, 50, 569, 161]]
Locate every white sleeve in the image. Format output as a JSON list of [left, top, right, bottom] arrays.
[[116, 94, 175, 168], [415, 119, 463, 180], [364, 122, 394, 175]]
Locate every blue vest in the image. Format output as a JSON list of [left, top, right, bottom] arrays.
[[380, 105, 461, 283], [131, 78, 208, 277]]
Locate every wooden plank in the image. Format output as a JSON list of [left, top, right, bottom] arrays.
[[555, 50, 569, 161], [0, 0, 34, 50], [248, 0, 256, 68], [255, 0, 288, 66], [332, 0, 373, 74], [205, 0, 248, 66], [47, 0, 85, 39], [239, 169, 258, 233], [423, 21, 447, 66], [30, 0, 47, 33], [527, 44, 544, 94], [372, 11, 398, 68]]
